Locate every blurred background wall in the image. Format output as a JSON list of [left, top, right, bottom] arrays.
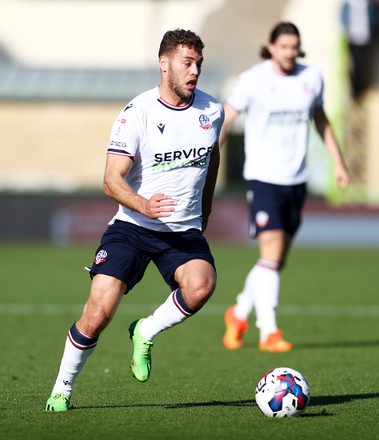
[[1, 0, 379, 244]]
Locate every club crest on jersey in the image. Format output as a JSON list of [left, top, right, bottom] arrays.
[[94, 250, 107, 265], [303, 82, 314, 93], [199, 114, 212, 130]]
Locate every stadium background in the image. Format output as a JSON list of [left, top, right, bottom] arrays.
[[1, 0, 379, 245]]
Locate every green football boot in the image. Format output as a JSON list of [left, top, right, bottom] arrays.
[[129, 319, 153, 382], [45, 392, 71, 412]]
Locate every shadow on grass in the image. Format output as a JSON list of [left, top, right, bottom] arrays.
[[73, 399, 254, 411], [302, 393, 379, 417], [73, 392, 378, 413], [293, 340, 379, 349], [239, 340, 379, 351], [310, 393, 379, 406]]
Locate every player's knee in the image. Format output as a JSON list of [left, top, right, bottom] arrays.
[[90, 309, 113, 332], [78, 304, 113, 337], [186, 277, 216, 306]]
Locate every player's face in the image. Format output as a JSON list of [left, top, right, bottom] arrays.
[[268, 34, 300, 74], [162, 45, 203, 104]]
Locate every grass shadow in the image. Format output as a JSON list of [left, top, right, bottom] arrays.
[[74, 399, 254, 410], [310, 392, 379, 406], [238, 340, 379, 350], [294, 340, 379, 349], [74, 392, 378, 412]]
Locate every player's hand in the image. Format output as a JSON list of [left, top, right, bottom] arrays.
[[335, 163, 350, 188], [143, 193, 176, 218]]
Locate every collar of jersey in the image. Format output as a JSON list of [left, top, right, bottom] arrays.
[[157, 93, 195, 111]]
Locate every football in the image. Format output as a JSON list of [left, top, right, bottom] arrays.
[[255, 367, 310, 417]]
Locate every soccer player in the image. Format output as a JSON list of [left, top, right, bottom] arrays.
[[45, 29, 224, 412], [221, 22, 350, 352]]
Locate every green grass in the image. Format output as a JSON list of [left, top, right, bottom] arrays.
[[1, 243, 378, 439]]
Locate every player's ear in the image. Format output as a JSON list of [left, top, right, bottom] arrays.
[[267, 43, 275, 57], [159, 55, 168, 73]]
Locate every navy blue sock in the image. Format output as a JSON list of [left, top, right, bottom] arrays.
[[68, 322, 98, 350], [173, 288, 202, 316]]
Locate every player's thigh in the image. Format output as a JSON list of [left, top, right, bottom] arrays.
[[247, 181, 305, 241], [86, 274, 126, 315], [154, 228, 216, 291], [247, 180, 285, 236], [89, 221, 152, 293]]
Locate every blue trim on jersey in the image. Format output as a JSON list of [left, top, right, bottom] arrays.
[[107, 148, 134, 159], [157, 93, 195, 111]]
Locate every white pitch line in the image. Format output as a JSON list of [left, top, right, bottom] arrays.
[[0, 303, 379, 317]]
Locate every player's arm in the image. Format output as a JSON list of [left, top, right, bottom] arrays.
[[313, 107, 350, 188], [103, 153, 176, 218], [201, 142, 220, 232], [219, 103, 239, 147]]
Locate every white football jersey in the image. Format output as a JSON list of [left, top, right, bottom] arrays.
[[226, 60, 324, 185], [107, 86, 224, 232]]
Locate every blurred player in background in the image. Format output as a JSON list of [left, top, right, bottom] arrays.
[[221, 22, 350, 352], [45, 28, 224, 412], [341, 0, 379, 99]]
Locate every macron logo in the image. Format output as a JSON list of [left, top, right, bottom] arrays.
[[157, 123, 165, 134], [123, 103, 134, 112]]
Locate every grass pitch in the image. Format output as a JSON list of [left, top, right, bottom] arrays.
[[1, 243, 378, 439]]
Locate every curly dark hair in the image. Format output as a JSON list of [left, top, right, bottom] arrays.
[[260, 22, 305, 59], [158, 29, 205, 57]]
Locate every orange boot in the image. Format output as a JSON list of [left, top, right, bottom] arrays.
[[223, 306, 248, 349], [259, 330, 293, 352]]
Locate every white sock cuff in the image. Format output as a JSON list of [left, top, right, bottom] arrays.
[[257, 259, 280, 271]]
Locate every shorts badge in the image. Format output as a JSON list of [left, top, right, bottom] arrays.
[[94, 250, 107, 264], [256, 210, 270, 227]]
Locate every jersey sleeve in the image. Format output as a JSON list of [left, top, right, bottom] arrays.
[[225, 70, 252, 113], [314, 70, 324, 108], [215, 102, 225, 138], [107, 102, 143, 159]]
